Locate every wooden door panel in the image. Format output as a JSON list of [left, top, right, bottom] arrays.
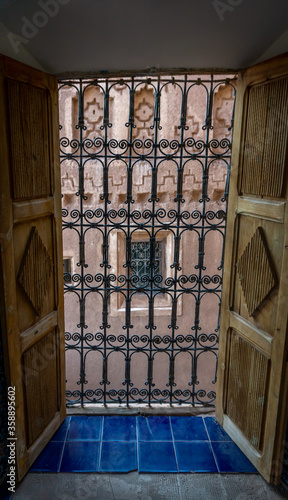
[[225, 329, 270, 452], [22, 328, 59, 447], [6, 79, 52, 200], [14, 217, 56, 333], [240, 76, 288, 198], [216, 53, 288, 484], [0, 55, 65, 481], [232, 215, 283, 335]]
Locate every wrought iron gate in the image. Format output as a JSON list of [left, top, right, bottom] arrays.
[[59, 74, 236, 407]]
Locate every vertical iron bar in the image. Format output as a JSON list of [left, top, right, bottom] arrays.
[[148, 297, 154, 330], [192, 75, 214, 405], [147, 76, 161, 405], [168, 356, 175, 387], [169, 75, 187, 403], [78, 80, 85, 405], [126, 80, 135, 204], [175, 167, 184, 202], [103, 79, 110, 405], [149, 237, 155, 274], [172, 235, 181, 270], [150, 167, 159, 202], [147, 356, 154, 390], [124, 76, 135, 404], [126, 236, 131, 269]]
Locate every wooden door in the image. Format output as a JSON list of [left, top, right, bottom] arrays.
[[0, 55, 65, 481], [216, 53, 288, 483]]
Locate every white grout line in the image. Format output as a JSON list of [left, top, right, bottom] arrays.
[[169, 416, 179, 473], [98, 415, 104, 471], [57, 416, 71, 472], [203, 416, 220, 473]]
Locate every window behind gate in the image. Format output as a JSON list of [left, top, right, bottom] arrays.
[[59, 74, 236, 407], [131, 241, 162, 281]]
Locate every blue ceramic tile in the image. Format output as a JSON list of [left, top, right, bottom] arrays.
[[30, 441, 64, 472], [102, 416, 136, 441], [138, 441, 177, 472], [174, 441, 218, 472], [204, 417, 232, 442], [51, 417, 71, 441], [171, 417, 208, 441], [67, 416, 102, 441], [99, 441, 137, 472], [137, 416, 172, 441], [60, 441, 100, 472], [211, 442, 258, 473]]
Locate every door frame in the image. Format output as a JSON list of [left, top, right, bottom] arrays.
[[1, 53, 288, 485]]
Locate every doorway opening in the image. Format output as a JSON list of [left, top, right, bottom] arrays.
[[59, 73, 236, 409]]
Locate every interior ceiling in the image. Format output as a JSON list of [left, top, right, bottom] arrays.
[[0, 0, 287, 75]]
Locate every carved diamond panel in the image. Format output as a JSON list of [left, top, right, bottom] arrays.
[[237, 227, 278, 317], [17, 227, 52, 316]]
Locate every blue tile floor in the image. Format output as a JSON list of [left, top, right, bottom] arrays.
[[30, 416, 257, 474]]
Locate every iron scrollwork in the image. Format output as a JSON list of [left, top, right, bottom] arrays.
[[59, 74, 236, 407]]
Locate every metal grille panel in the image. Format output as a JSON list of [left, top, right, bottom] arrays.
[[59, 74, 236, 407], [131, 241, 161, 279]]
